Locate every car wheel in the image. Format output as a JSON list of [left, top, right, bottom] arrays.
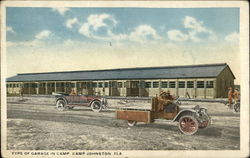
[[127, 120, 137, 127], [91, 100, 102, 112], [234, 103, 240, 112], [199, 114, 210, 129], [56, 100, 66, 111], [179, 115, 199, 135]]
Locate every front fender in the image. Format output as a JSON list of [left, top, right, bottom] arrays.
[[55, 97, 68, 105], [173, 109, 197, 122], [89, 99, 101, 106]]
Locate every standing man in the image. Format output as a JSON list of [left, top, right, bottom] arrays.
[[233, 88, 240, 104]]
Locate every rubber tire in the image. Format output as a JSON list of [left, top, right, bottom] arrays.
[[56, 100, 66, 111], [127, 120, 137, 127], [199, 113, 210, 129], [91, 100, 102, 112], [179, 115, 199, 135]]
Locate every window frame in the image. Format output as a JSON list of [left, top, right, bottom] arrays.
[[178, 81, 185, 88], [206, 81, 214, 88], [169, 81, 176, 88], [161, 81, 168, 88], [145, 82, 152, 88], [187, 81, 194, 88], [152, 82, 159, 88], [197, 81, 205, 88]]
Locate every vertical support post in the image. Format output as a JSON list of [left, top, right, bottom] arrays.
[[28, 83, 31, 96], [54, 82, 57, 93], [45, 82, 48, 95], [36, 82, 39, 95], [159, 79, 161, 95], [138, 80, 141, 97], [75, 81, 77, 94], [204, 80, 207, 99], [213, 79, 217, 99], [194, 80, 197, 98], [110, 81, 112, 96], [185, 80, 187, 98], [176, 79, 178, 96], [64, 81, 66, 93]]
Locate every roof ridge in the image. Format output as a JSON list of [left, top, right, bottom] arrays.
[[17, 63, 227, 76]]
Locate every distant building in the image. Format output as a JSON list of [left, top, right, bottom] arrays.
[[6, 63, 235, 98]]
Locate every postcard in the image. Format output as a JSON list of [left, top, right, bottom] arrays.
[[1, 1, 249, 158]]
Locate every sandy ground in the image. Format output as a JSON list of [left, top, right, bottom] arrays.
[[6, 96, 240, 150]]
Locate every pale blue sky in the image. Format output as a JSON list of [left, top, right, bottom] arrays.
[[7, 7, 239, 42], [6, 7, 240, 83]]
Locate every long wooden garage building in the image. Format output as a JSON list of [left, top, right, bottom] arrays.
[[6, 63, 235, 98]]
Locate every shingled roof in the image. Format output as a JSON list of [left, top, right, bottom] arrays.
[[6, 63, 234, 82]]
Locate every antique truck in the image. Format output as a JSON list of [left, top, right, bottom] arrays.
[[54, 93, 108, 112], [116, 97, 210, 135]]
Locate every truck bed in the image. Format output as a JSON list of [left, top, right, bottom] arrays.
[[116, 108, 151, 123]]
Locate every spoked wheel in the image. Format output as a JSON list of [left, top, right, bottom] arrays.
[[91, 101, 102, 112], [56, 100, 66, 111], [127, 120, 137, 127], [199, 114, 210, 129], [234, 103, 240, 112], [179, 115, 199, 135]]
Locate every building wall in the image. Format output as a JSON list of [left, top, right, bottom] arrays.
[[216, 66, 235, 98], [6, 76, 230, 98]]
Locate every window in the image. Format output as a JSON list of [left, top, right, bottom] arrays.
[[118, 82, 123, 88], [42, 83, 46, 87], [92, 83, 97, 88], [111, 82, 117, 88], [104, 82, 109, 88], [169, 81, 176, 88], [13, 84, 16, 88], [153, 82, 159, 88], [87, 82, 92, 88], [187, 81, 194, 88], [82, 83, 87, 88], [161, 82, 168, 88], [76, 82, 81, 88], [6, 84, 9, 88], [56, 83, 60, 87], [98, 82, 103, 88], [52, 83, 55, 87], [130, 82, 139, 88], [70, 83, 75, 88], [178, 81, 185, 88], [123, 82, 128, 88], [197, 81, 205, 88], [139, 82, 145, 88], [31, 83, 37, 88], [65, 82, 70, 87], [206, 81, 214, 88], [145, 82, 152, 88]]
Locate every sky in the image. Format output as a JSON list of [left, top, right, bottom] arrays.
[[6, 7, 240, 84]]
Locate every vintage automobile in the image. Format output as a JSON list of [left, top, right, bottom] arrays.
[[116, 97, 210, 135], [54, 93, 108, 112]]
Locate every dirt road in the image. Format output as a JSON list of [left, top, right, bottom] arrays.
[[7, 97, 240, 150]]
